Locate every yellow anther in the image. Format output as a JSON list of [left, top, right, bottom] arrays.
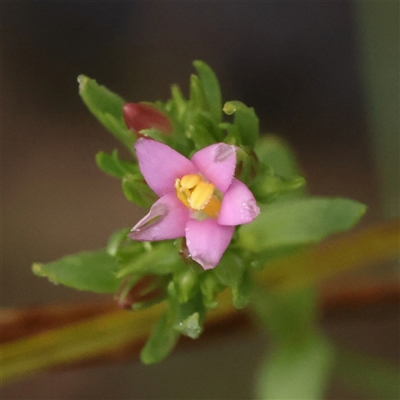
[[180, 174, 202, 189], [203, 196, 221, 218], [175, 179, 189, 207], [175, 174, 222, 218], [189, 181, 214, 210]]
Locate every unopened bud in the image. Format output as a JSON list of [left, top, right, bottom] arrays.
[[123, 103, 172, 136]]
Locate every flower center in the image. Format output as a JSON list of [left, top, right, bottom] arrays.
[[175, 174, 221, 218]]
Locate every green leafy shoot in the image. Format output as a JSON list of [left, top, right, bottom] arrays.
[[95, 150, 138, 179], [193, 60, 223, 124], [140, 309, 180, 364], [32, 249, 123, 294], [78, 75, 134, 150], [239, 197, 367, 253], [223, 101, 259, 148]]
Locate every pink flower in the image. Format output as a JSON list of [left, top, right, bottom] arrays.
[[128, 139, 260, 270], [123, 103, 172, 136]]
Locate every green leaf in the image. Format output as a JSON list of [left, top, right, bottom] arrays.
[[172, 268, 199, 303], [253, 289, 334, 399], [200, 271, 224, 309], [117, 242, 186, 278], [185, 112, 219, 148], [239, 197, 367, 252], [254, 135, 301, 179], [32, 249, 122, 294], [78, 75, 133, 149], [223, 101, 259, 148], [95, 150, 138, 179], [140, 310, 180, 364], [231, 269, 253, 309], [189, 74, 206, 111], [256, 334, 334, 400], [252, 288, 317, 342], [219, 122, 241, 145], [213, 250, 245, 288], [106, 227, 132, 257], [169, 84, 187, 120], [193, 60, 222, 124], [335, 348, 400, 399], [250, 171, 306, 203], [121, 173, 158, 208]]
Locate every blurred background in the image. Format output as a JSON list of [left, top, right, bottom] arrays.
[[2, 2, 399, 399]]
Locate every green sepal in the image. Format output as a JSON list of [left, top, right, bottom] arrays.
[[121, 173, 157, 208], [95, 150, 138, 179], [193, 60, 222, 124], [140, 309, 180, 364], [32, 249, 123, 294], [239, 197, 367, 253], [223, 101, 259, 148], [77, 75, 134, 150]]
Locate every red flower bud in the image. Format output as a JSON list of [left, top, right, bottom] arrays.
[[123, 103, 172, 136]]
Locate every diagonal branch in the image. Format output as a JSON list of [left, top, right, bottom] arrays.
[[1, 220, 399, 384]]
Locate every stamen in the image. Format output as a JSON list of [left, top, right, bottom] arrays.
[[180, 174, 202, 189], [175, 174, 222, 218], [203, 196, 221, 218], [189, 181, 214, 210]]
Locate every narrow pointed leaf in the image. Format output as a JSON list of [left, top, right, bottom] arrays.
[[239, 197, 366, 252], [95, 150, 138, 179], [78, 75, 133, 149], [256, 334, 334, 400], [121, 173, 158, 208], [140, 310, 180, 364], [32, 250, 122, 294], [193, 60, 222, 124], [223, 101, 259, 148]]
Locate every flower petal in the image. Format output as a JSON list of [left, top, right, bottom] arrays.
[[191, 143, 237, 193], [135, 138, 197, 197], [217, 179, 260, 226], [185, 219, 234, 270], [128, 193, 189, 241]]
